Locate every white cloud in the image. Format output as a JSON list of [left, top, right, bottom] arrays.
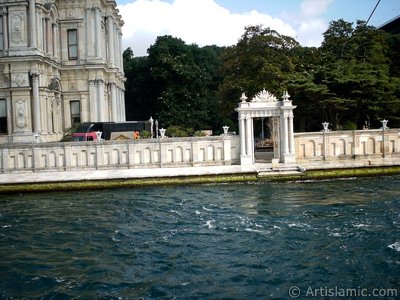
[[282, 0, 333, 46], [118, 0, 334, 56], [118, 0, 296, 56]]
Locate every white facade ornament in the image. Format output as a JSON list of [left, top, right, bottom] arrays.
[[240, 93, 248, 103], [282, 91, 290, 101], [251, 89, 277, 102]]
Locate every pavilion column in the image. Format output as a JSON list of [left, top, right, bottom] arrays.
[[288, 113, 295, 154], [32, 73, 41, 132], [281, 114, 289, 156], [239, 116, 246, 157], [245, 115, 252, 157], [29, 0, 37, 48]]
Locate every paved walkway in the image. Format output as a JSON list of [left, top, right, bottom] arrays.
[[1, 157, 398, 185], [0, 164, 262, 185]]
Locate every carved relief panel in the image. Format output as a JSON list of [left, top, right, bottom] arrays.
[[11, 73, 29, 88], [15, 100, 28, 129], [9, 11, 27, 47]]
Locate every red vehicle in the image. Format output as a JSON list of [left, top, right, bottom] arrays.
[[72, 121, 152, 141]]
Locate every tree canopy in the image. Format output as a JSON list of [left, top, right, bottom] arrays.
[[123, 19, 400, 133]]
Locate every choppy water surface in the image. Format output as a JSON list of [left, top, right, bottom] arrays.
[[1, 176, 400, 299]]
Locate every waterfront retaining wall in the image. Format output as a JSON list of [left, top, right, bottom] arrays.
[[295, 129, 400, 162], [0, 136, 240, 173]]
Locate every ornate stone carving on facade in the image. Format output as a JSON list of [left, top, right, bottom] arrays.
[[11, 13, 25, 44], [11, 73, 29, 87], [48, 78, 62, 91], [251, 89, 277, 102], [16, 100, 27, 128], [69, 82, 77, 90]]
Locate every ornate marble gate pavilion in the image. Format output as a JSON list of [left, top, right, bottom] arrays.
[[235, 89, 296, 165]]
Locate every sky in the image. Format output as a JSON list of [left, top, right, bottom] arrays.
[[115, 0, 400, 56]]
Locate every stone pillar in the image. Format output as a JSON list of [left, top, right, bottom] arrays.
[[37, 11, 42, 50], [29, 0, 37, 48], [120, 88, 126, 121], [239, 116, 246, 157], [94, 7, 101, 58], [2, 10, 8, 50], [96, 80, 104, 121], [245, 115, 252, 156], [6, 94, 12, 135], [32, 73, 41, 132], [88, 80, 96, 121], [53, 23, 59, 58], [107, 17, 115, 66], [118, 31, 123, 69], [86, 8, 93, 58], [111, 83, 117, 121], [288, 113, 295, 154], [46, 18, 52, 54], [281, 114, 288, 156]]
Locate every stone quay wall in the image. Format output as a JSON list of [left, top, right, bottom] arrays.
[[0, 136, 240, 174], [295, 129, 400, 162]]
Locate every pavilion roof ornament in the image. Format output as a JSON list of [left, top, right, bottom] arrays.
[[251, 89, 277, 102]]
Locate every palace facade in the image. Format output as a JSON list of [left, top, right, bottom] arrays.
[[0, 0, 125, 143]]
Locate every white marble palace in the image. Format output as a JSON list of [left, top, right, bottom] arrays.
[[0, 0, 125, 144]]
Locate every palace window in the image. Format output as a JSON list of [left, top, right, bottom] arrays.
[[67, 29, 78, 60], [70, 101, 80, 125], [0, 16, 3, 50], [0, 99, 7, 134]]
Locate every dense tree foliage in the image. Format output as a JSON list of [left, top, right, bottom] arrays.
[[123, 20, 400, 133], [123, 36, 223, 132]]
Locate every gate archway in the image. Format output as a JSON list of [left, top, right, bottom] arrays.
[[235, 89, 296, 165]]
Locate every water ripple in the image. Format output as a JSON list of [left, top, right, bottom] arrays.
[[1, 175, 399, 298]]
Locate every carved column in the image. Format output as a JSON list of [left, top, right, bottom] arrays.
[[111, 83, 117, 121], [32, 73, 41, 132], [107, 17, 115, 66], [86, 8, 94, 58], [118, 31, 123, 69], [88, 80, 96, 121], [2, 10, 8, 50], [45, 17, 52, 54], [94, 7, 101, 58], [29, 0, 37, 48], [96, 80, 104, 121], [120, 88, 126, 121], [53, 22, 58, 58]]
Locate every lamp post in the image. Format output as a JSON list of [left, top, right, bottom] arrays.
[[322, 122, 329, 160], [95, 131, 102, 142], [222, 126, 229, 136], [381, 119, 388, 158], [159, 128, 166, 139]]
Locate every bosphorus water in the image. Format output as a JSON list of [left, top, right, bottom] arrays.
[[1, 175, 400, 299]]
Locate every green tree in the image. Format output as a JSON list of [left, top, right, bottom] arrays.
[[218, 25, 300, 127]]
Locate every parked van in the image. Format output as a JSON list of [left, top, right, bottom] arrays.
[[72, 121, 153, 141]]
